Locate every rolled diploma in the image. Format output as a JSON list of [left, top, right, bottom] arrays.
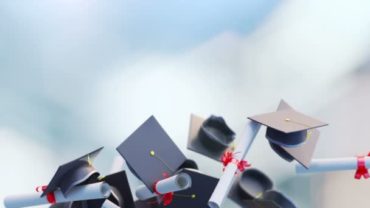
[[135, 172, 192, 200], [4, 182, 111, 208], [208, 120, 261, 208], [102, 200, 120, 208], [296, 157, 370, 174]]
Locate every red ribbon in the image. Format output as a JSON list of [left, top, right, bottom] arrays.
[[355, 153, 370, 180], [152, 173, 174, 206], [35, 186, 56, 204], [161, 192, 174, 206], [221, 151, 234, 170], [221, 151, 251, 174]]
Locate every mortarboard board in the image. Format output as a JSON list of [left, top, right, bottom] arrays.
[[228, 168, 273, 206], [264, 100, 322, 168], [248, 100, 327, 147], [42, 147, 103, 197], [116, 116, 187, 192], [85, 170, 135, 208], [187, 114, 235, 162]]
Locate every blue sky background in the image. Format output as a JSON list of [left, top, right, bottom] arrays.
[[0, 0, 281, 162]]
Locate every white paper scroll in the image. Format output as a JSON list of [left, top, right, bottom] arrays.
[[4, 182, 111, 208], [135, 172, 192, 201], [102, 200, 120, 208], [296, 157, 370, 174], [208, 120, 261, 208]]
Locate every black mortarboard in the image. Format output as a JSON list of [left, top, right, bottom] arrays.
[[187, 114, 235, 162], [163, 168, 218, 208], [86, 170, 135, 208], [42, 147, 103, 197], [248, 100, 327, 147], [262, 100, 322, 168], [228, 168, 273, 206], [116, 116, 187, 192]]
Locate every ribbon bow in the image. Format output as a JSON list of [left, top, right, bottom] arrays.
[[161, 192, 174, 206], [35, 186, 56, 204], [355, 152, 370, 180], [221, 151, 251, 174]]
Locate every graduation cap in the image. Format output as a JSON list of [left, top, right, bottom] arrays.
[[159, 168, 219, 208], [228, 168, 273, 206], [116, 116, 187, 192], [42, 147, 103, 197], [250, 100, 325, 168], [248, 100, 327, 147], [187, 114, 235, 161], [228, 169, 297, 208], [85, 170, 135, 208]]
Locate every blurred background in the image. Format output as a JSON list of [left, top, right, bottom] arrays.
[[1, 0, 370, 207]]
